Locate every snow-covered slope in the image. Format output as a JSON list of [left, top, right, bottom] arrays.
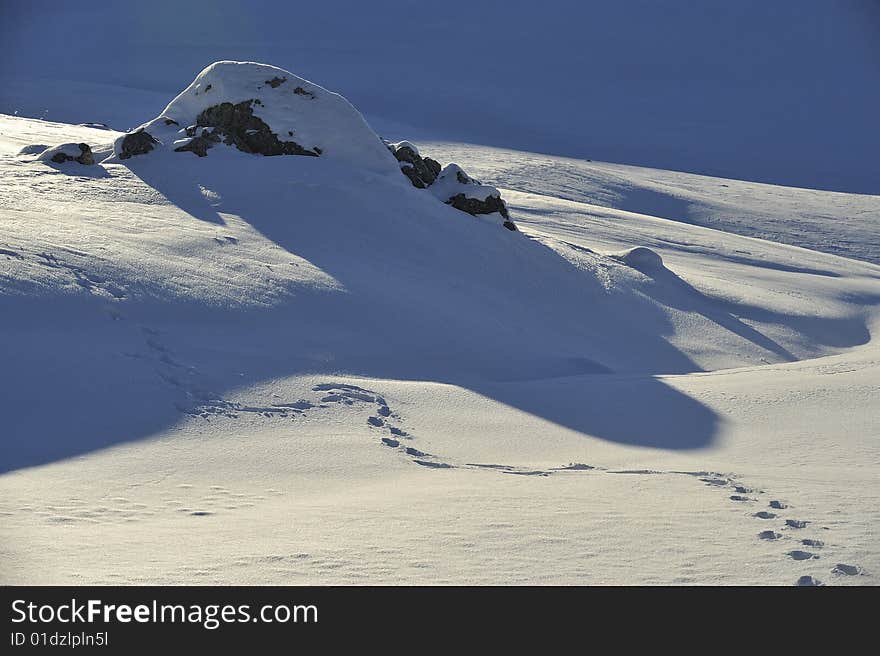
[[414, 141, 880, 266], [1, 55, 878, 585], [2, 110, 879, 585]]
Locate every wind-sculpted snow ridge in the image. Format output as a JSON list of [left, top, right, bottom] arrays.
[[99, 61, 515, 228]]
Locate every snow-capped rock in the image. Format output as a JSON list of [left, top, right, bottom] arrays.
[[107, 60, 515, 229], [112, 61, 397, 174], [117, 129, 158, 160], [37, 142, 95, 165], [387, 140, 441, 188], [429, 164, 515, 230]]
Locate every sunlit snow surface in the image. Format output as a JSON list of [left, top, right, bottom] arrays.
[[1, 109, 878, 585]]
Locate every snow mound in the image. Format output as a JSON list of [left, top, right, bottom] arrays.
[[610, 247, 665, 273], [112, 61, 397, 174]]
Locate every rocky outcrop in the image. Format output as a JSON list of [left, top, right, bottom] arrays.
[[428, 163, 516, 230], [173, 130, 220, 157], [387, 141, 441, 189], [106, 61, 515, 231], [118, 129, 158, 160], [446, 194, 515, 229], [386, 141, 516, 230], [173, 100, 320, 158]]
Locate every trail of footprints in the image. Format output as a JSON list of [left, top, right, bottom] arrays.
[[687, 474, 864, 585], [235, 381, 863, 587], [178, 376, 869, 586], [7, 249, 865, 585], [22, 283, 860, 588], [351, 386, 866, 586]]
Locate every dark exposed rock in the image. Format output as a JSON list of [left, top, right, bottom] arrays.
[[174, 130, 221, 157], [400, 165, 427, 189], [389, 143, 439, 188], [119, 129, 158, 160], [182, 100, 319, 157], [266, 76, 287, 88], [164, 118, 179, 126], [386, 140, 515, 230], [50, 143, 95, 165], [293, 86, 316, 99], [424, 157, 441, 178], [446, 193, 512, 222]]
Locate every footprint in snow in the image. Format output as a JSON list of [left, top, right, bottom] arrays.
[[753, 511, 777, 519], [769, 500, 788, 510], [759, 531, 782, 541], [414, 460, 453, 469], [831, 563, 862, 576], [801, 539, 824, 548], [787, 550, 819, 561], [785, 519, 809, 529], [550, 463, 596, 471], [796, 575, 823, 586]]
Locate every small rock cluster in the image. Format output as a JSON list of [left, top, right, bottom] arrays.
[[118, 129, 159, 160], [387, 141, 516, 231], [388, 141, 441, 188], [38, 143, 95, 166]]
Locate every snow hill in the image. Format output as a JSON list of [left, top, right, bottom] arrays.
[[1, 55, 878, 585]]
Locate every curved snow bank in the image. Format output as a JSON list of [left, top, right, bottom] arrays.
[[114, 61, 398, 174]]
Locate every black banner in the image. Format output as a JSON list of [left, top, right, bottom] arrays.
[[0, 585, 864, 650]]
